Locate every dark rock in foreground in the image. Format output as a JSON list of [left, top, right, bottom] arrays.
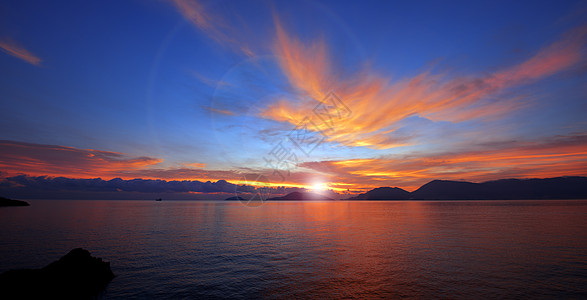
[[0, 196, 29, 207], [0, 248, 115, 299]]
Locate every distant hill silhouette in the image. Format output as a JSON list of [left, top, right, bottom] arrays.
[[350, 176, 587, 200], [268, 191, 333, 201], [350, 187, 411, 200], [411, 180, 485, 200]]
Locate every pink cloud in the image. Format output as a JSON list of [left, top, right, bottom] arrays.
[[0, 38, 42, 66]]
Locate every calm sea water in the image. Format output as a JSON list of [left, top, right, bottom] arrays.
[[1, 200, 586, 298]]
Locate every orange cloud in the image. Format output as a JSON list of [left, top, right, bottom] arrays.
[[0, 140, 321, 193], [0, 38, 42, 66], [261, 23, 587, 149], [298, 134, 587, 191], [185, 162, 206, 168], [273, 19, 332, 101], [2, 136, 585, 196], [0, 140, 162, 179]]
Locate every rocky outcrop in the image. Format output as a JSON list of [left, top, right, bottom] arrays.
[[0, 248, 115, 299], [0, 197, 29, 206]]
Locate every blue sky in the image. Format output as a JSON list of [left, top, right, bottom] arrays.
[[0, 0, 586, 196]]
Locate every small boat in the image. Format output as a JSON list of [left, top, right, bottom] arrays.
[[155, 198, 162, 201]]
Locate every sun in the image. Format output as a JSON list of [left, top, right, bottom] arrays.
[[310, 182, 327, 193]]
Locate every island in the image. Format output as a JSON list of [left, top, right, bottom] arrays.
[[225, 196, 246, 201], [268, 191, 333, 201], [349, 187, 411, 200], [0, 196, 30, 207], [0, 248, 115, 298]]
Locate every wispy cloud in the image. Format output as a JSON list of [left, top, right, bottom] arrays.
[[169, 0, 254, 56], [202, 105, 236, 116], [170, 0, 212, 31], [191, 70, 231, 88], [0, 38, 42, 66], [184, 162, 206, 168], [261, 22, 587, 149]]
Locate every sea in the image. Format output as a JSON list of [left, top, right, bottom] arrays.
[[1, 200, 586, 299]]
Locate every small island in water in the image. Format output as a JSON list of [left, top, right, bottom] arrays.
[[268, 191, 333, 201]]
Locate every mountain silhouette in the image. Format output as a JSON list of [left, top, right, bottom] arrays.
[[268, 191, 333, 201], [350, 187, 411, 200], [350, 176, 587, 200], [411, 180, 486, 200], [224, 196, 246, 201]]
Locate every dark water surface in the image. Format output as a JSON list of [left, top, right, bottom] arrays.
[[1, 200, 586, 298]]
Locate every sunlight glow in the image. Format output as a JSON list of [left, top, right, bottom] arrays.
[[311, 181, 328, 193]]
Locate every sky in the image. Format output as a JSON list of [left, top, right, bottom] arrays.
[[0, 0, 586, 199]]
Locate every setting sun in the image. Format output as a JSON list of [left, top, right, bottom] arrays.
[[310, 182, 328, 193]]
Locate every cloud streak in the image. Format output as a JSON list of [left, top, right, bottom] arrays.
[[169, 0, 254, 56], [299, 133, 587, 191], [0, 140, 162, 178], [0, 140, 261, 183], [0, 38, 42, 66], [261, 23, 587, 149]]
